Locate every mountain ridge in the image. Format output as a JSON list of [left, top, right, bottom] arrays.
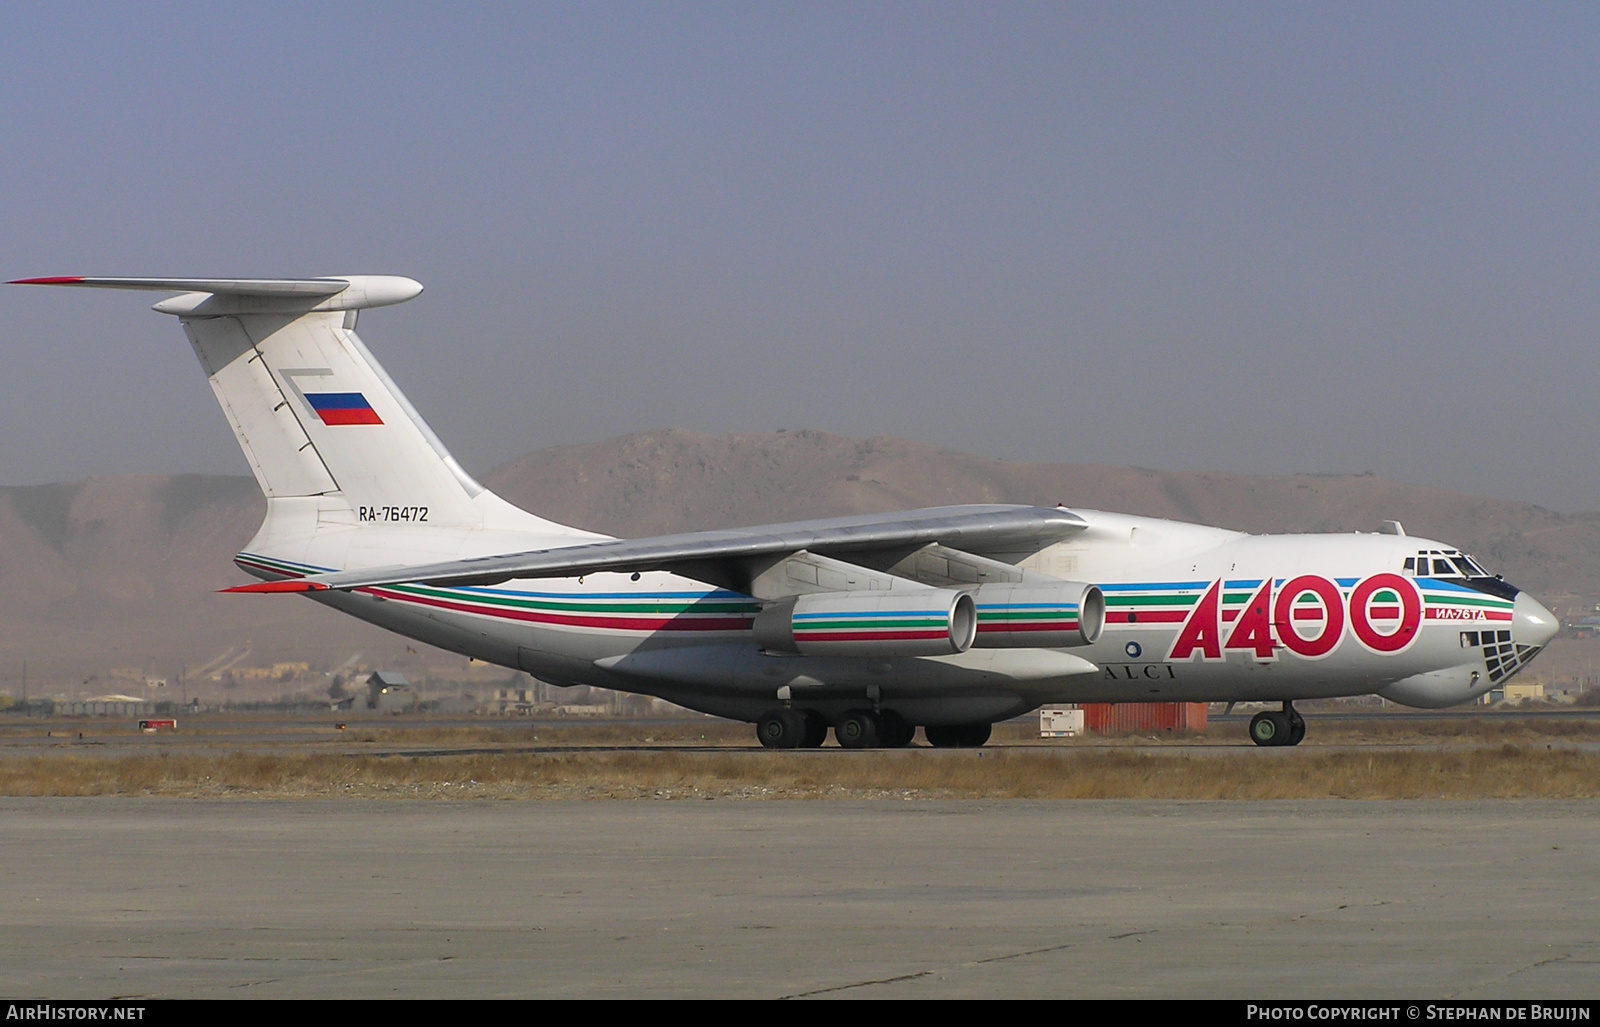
[[1, 429, 1594, 693]]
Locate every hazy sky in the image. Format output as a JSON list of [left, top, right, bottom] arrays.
[[5, 3, 1600, 510]]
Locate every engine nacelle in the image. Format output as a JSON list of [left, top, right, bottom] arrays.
[[971, 581, 1104, 648], [753, 589, 978, 657]]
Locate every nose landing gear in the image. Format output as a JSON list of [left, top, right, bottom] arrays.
[[1248, 702, 1306, 747]]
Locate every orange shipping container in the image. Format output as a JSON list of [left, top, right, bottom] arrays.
[[1081, 702, 1207, 735]]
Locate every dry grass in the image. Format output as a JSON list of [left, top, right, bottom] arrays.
[[1, 745, 1596, 800], [338, 721, 752, 746], [14, 714, 1599, 750]]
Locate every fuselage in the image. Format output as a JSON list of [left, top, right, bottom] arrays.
[[238, 507, 1559, 725]]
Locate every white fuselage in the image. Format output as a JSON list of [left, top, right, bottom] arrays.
[[242, 507, 1552, 724]]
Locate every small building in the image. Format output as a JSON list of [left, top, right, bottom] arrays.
[[366, 671, 417, 713], [554, 703, 612, 717], [484, 686, 555, 717], [1039, 707, 1085, 738], [1502, 683, 1546, 705]]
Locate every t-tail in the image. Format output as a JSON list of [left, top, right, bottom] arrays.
[[11, 276, 596, 578]]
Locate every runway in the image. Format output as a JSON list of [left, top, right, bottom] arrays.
[[2, 798, 1596, 998]]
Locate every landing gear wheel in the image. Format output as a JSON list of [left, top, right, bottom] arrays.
[[1287, 711, 1306, 746], [958, 722, 992, 747], [877, 711, 915, 748], [1249, 711, 1290, 747], [800, 711, 828, 748], [756, 709, 807, 749], [925, 722, 992, 748], [835, 710, 880, 749]]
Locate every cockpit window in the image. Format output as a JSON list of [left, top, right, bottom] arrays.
[[1407, 550, 1491, 579]]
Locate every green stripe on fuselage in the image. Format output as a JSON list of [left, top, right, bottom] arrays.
[[796, 617, 946, 631], [1421, 592, 1514, 610]]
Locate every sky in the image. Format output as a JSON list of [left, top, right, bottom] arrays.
[[4, 3, 1600, 510]]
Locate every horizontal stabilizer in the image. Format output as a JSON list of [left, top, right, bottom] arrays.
[[10, 275, 422, 314], [11, 276, 348, 295]]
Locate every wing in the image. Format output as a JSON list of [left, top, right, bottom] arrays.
[[225, 504, 1085, 594]]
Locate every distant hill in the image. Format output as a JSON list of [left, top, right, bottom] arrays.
[[2, 429, 1597, 695], [488, 428, 1600, 598]]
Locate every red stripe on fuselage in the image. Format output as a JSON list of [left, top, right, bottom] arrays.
[[364, 586, 753, 632], [1106, 611, 1187, 624]]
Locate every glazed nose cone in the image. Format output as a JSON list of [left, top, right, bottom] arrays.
[[1512, 592, 1560, 648]]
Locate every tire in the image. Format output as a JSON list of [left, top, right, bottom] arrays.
[[1287, 716, 1306, 747], [756, 709, 804, 749], [1249, 711, 1284, 747], [957, 722, 992, 748], [925, 722, 990, 748], [835, 709, 880, 749], [800, 711, 829, 748], [878, 711, 915, 748]]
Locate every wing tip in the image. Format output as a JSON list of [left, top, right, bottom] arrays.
[[9, 277, 86, 285]]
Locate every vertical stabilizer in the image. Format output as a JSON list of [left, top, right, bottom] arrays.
[[181, 309, 487, 525], [12, 276, 586, 543]]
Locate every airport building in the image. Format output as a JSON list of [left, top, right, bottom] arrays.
[[366, 671, 418, 713], [54, 694, 158, 717]]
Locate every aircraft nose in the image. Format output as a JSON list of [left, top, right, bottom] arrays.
[[1512, 592, 1560, 648]]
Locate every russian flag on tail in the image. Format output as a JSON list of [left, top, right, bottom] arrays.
[[305, 392, 383, 425]]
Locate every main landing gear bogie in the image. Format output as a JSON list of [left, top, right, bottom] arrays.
[[1248, 703, 1306, 748], [753, 708, 940, 749]]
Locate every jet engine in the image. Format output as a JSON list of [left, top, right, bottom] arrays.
[[752, 588, 978, 657], [971, 582, 1104, 648]]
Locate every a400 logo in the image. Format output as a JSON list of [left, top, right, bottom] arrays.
[[1166, 573, 1421, 662]]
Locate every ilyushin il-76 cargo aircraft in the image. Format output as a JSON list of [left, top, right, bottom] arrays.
[[15, 275, 1561, 749]]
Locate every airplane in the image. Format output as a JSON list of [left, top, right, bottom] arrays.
[[12, 274, 1561, 748]]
